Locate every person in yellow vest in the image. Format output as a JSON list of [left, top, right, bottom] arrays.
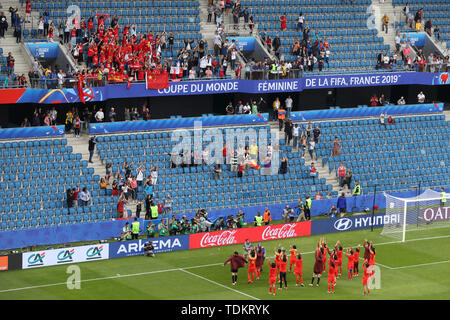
[[381, 14, 389, 34], [254, 211, 263, 227], [441, 187, 447, 207], [151, 204, 159, 219], [131, 217, 140, 240], [353, 181, 361, 196], [263, 207, 271, 225], [305, 196, 312, 220], [272, 97, 280, 122], [278, 107, 286, 131]]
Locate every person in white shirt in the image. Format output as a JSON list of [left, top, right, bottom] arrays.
[[150, 166, 158, 185], [292, 123, 300, 149], [79, 187, 91, 206], [417, 91, 425, 103], [95, 108, 104, 122], [285, 96, 293, 119], [136, 165, 144, 186], [57, 70, 65, 88]]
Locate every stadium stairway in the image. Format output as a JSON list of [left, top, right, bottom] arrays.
[[0, 36, 32, 82], [269, 121, 344, 197], [372, 0, 396, 52]]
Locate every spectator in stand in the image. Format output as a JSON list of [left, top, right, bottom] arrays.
[[332, 136, 340, 156], [314, 191, 322, 200], [424, 19, 432, 36], [272, 34, 281, 60], [417, 91, 425, 103], [387, 115, 395, 125], [381, 14, 389, 34], [434, 25, 440, 41], [310, 162, 317, 182], [73, 115, 81, 137], [284, 118, 293, 145], [6, 53, 14, 76], [280, 13, 287, 31], [337, 162, 346, 189], [378, 93, 386, 106], [397, 96, 406, 105], [337, 193, 347, 217], [292, 123, 300, 149], [296, 12, 305, 32], [72, 186, 80, 208], [79, 187, 91, 206], [117, 193, 127, 218], [108, 107, 116, 122], [312, 125, 321, 144], [95, 108, 104, 122], [370, 93, 378, 106], [308, 138, 315, 160]]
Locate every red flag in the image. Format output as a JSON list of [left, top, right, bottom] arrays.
[[146, 71, 169, 90]]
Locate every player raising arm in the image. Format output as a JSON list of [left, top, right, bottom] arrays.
[[255, 246, 264, 280], [224, 251, 247, 286], [310, 244, 324, 287], [345, 248, 354, 280], [289, 245, 298, 272], [362, 261, 374, 295], [247, 250, 257, 284], [279, 251, 288, 291], [267, 259, 278, 295]]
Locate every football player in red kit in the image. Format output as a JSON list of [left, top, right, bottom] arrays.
[[267, 259, 278, 295], [369, 244, 376, 267], [328, 260, 336, 293], [289, 245, 298, 272], [362, 261, 374, 295], [345, 248, 354, 280], [255, 246, 264, 280], [294, 253, 304, 287], [247, 250, 257, 284]]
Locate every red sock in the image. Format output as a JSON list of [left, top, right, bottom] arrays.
[[328, 284, 331, 291], [296, 276, 299, 285], [248, 273, 252, 282], [269, 286, 272, 293], [257, 269, 260, 278], [273, 286, 276, 294], [252, 273, 255, 282], [300, 276, 303, 284], [332, 284, 335, 292]]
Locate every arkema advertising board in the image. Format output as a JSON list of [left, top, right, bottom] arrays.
[[109, 235, 190, 258], [22, 244, 109, 269]]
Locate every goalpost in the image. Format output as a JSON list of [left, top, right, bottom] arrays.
[[381, 189, 450, 242]]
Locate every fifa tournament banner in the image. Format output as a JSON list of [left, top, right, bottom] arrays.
[[25, 42, 59, 59], [310, 213, 401, 235], [109, 235, 190, 258], [400, 32, 426, 47], [189, 221, 311, 250], [0, 125, 65, 140], [227, 37, 256, 51], [1, 72, 449, 104], [22, 243, 109, 269]]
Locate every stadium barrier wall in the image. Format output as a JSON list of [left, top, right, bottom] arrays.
[[0, 218, 144, 251], [90, 113, 269, 134], [21, 243, 109, 269], [1, 72, 448, 104], [0, 125, 65, 140], [290, 103, 444, 121]]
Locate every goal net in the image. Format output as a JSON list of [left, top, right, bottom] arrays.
[[381, 189, 450, 242]]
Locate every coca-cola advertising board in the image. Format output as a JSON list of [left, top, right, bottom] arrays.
[[189, 221, 311, 249]]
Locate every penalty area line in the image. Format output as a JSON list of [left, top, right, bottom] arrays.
[[179, 268, 260, 300]]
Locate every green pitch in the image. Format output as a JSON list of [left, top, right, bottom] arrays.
[[1, 227, 450, 300]]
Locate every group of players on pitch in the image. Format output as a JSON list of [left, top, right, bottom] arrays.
[[224, 238, 376, 296]]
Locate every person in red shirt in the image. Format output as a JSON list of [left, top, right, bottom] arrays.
[[274, 248, 282, 277], [369, 245, 376, 267], [247, 250, 257, 284], [224, 251, 247, 286], [289, 245, 297, 272], [345, 248, 354, 280], [370, 94, 378, 106], [328, 260, 336, 293], [278, 252, 288, 290], [353, 245, 361, 276], [267, 259, 278, 295], [71, 186, 80, 207], [362, 262, 374, 295], [294, 253, 304, 287], [322, 241, 328, 273], [336, 240, 343, 277]]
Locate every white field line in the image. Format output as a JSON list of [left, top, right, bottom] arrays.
[[1, 234, 450, 294], [390, 260, 450, 270], [179, 268, 260, 300]]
